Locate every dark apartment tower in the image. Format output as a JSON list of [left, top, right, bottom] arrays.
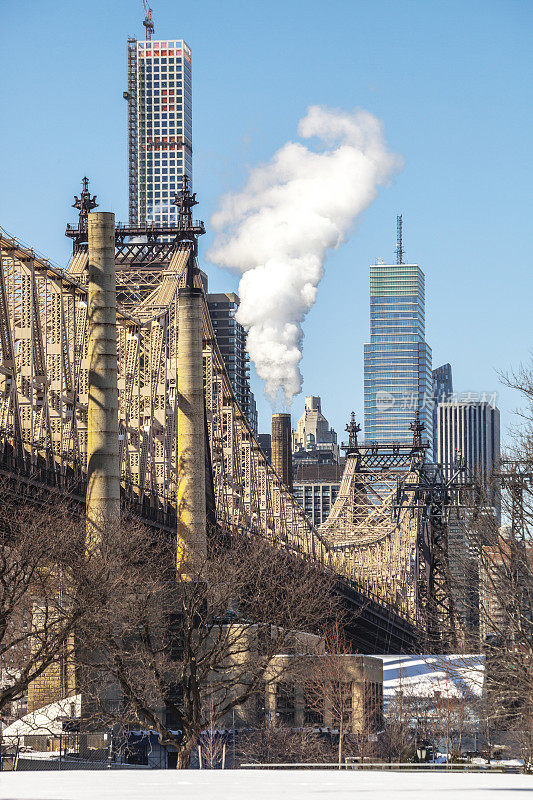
[[257, 433, 272, 463], [432, 363, 453, 461], [272, 414, 293, 491], [207, 292, 258, 435]]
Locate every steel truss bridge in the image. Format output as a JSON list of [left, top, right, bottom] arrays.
[[0, 180, 467, 653]]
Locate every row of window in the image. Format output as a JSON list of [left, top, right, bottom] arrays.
[[139, 86, 191, 98], [364, 357, 423, 363], [139, 82, 188, 92], [143, 161, 184, 168], [142, 175, 184, 181], [142, 63, 184, 71], [138, 48, 189, 57], [370, 336, 426, 344], [370, 294, 421, 302], [142, 128, 185, 134], [370, 309, 424, 315], [145, 176, 185, 183], [140, 55, 184, 63], [140, 74, 187, 84], [144, 173, 185, 180], [143, 114, 184, 121]]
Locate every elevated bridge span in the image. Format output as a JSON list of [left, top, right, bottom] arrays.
[[0, 185, 461, 652]]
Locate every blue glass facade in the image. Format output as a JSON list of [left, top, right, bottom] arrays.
[[364, 264, 432, 443]]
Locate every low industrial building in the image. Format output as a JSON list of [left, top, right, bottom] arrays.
[[264, 654, 383, 733]]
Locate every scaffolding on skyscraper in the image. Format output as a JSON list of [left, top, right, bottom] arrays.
[[125, 38, 139, 225]]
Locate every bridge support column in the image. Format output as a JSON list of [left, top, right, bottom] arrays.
[[86, 212, 120, 544], [177, 286, 207, 569]]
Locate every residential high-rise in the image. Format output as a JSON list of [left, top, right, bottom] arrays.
[[364, 261, 432, 443], [207, 293, 258, 436], [126, 37, 192, 226], [432, 363, 453, 460], [437, 400, 501, 632], [436, 401, 500, 485], [292, 396, 339, 468], [293, 463, 343, 527]]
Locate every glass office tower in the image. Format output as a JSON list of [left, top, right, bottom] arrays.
[[126, 37, 192, 225], [364, 263, 432, 443]]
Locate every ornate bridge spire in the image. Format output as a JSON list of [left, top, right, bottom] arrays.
[[66, 178, 99, 252], [73, 177, 98, 229], [342, 412, 361, 456], [172, 175, 198, 232], [409, 409, 424, 448], [172, 176, 205, 287]]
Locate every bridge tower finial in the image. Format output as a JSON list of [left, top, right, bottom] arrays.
[[173, 175, 198, 232], [172, 176, 202, 287], [342, 412, 361, 455], [409, 409, 425, 451], [73, 177, 98, 229]]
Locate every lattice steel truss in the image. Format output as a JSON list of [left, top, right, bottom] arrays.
[[319, 415, 430, 621], [0, 188, 465, 640], [0, 228, 336, 592], [317, 413, 473, 637]]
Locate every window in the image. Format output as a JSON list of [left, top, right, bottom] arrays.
[[276, 682, 295, 725], [304, 686, 323, 726]]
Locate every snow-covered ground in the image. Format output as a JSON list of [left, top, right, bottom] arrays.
[[0, 769, 531, 799]]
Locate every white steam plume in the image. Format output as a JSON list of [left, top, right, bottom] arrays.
[[207, 105, 402, 405]]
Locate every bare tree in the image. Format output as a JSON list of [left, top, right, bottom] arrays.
[[379, 663, 416, 763], [303, 622, 380, 768], [238, 722, 329, 766], [465, 487, 532, 763], [198, 699, 228, 769], [80, 526, 337, 768], [0, 484, 100, 716], [442, 362, 533, 767]]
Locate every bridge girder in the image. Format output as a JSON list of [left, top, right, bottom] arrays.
[[0, 219, 435, 651]]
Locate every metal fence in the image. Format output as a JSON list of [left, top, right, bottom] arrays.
[[0, 732, 158, 771]]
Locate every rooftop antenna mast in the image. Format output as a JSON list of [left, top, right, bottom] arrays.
[[142, 0, 154, 39], [396, 214, 404, 264]]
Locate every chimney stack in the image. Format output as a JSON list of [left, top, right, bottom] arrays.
[[271, 413, 293, 491]]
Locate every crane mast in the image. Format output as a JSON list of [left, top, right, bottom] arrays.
[[142, 0, 154, 39]]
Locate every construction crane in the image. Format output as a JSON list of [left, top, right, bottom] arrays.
[[142, 0, 154, 39]]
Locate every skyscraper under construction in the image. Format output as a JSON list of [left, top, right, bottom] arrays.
[[125, 36, 192, 225]]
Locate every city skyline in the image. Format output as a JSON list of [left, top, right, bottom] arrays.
[[1, 0, 531, 445], [0, 2, 531, 771]]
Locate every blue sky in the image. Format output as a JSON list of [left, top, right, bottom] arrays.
[[1, 0, 531, 444]]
